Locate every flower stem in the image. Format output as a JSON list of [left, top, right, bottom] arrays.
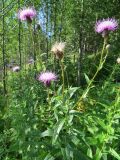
[[76, 38, 107, 107], [47, 87, 50, 105], [60, 58, 65, 97]]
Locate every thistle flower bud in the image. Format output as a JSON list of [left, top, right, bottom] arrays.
[[117, 57, 120, 64], [51, 42, 66, 60]]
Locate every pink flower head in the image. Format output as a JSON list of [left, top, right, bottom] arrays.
[[18, 7, 36, 22], [12, 66, 20, 72], [38, 71, 57, 87], [95, 18, 118, 33]]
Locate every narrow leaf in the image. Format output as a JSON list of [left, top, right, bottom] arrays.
[[110, 148, 120, 160], [52, 119, 65, 144]]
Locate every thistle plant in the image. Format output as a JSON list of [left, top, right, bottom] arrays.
[[18, 7, 37, 73], [38, 71, 57, 104], [76, 18, 118, 110], [2, 2, 120, 159], [51, 42, 66, 96]]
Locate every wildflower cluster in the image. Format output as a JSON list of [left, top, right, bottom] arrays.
[[17, 7, 119, 88]]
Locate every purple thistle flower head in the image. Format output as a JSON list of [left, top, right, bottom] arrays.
[[12, 66, 20, 72], [95, 18, 118, 34], [38, 71, 57, 87], [18, 7, 36, 22]]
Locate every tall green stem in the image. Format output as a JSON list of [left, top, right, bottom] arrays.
[[76, 39, 107, 107], [47, 88, 50, 106], [28, 23, 37, 77], [60, 58, 65, 97], [29, 24, 35, 62], [37, 29, 43, 70]]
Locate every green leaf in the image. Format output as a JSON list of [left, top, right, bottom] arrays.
[[69, 110, 82, 115], [94, 117, 107, 130], [73, 149, 91, 160], [52, 119, 65, 144], [84, 73, 90, 85], [57, 85, 63, 95], [61, 145, 73, 160], [71, 136, 80, 146], [40, 129, 53, 138], [109, 148, 120, 160], [87, 148, 93, 159], [44, 153, 55, 160], [94, 148, 102, 160], [68, 87, 79, 98], [65, 145, 73, 160]]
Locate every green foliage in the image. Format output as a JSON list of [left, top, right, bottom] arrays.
[[1, 69, 120, 159], [0, 0, 120, 160]]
